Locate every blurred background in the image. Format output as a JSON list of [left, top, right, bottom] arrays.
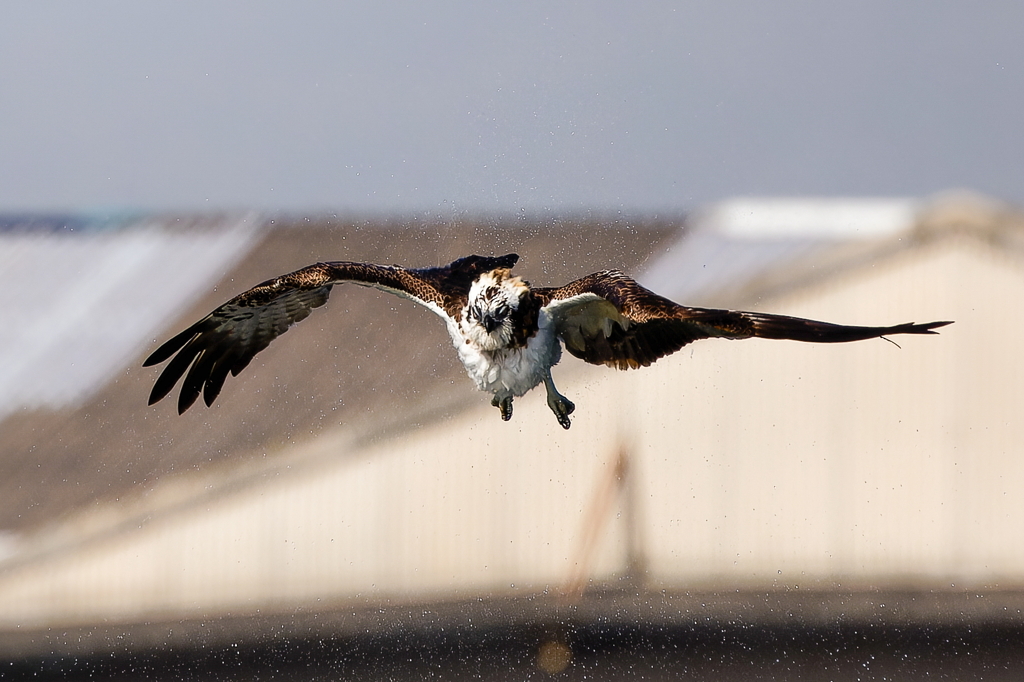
[[2, 2, 1023, 679]]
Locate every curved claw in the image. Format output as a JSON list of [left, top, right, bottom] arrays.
[[491, 395, 513, 422], [548, 394, 575, 430], [541, 373, 575, 429]]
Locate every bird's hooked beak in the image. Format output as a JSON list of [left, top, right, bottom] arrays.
[[468, 301, 508, 334], [481, 312, 502, 333]]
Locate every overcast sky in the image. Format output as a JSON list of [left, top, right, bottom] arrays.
[[1, 2, 1021, 215]]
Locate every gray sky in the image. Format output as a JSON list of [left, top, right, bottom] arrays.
[[1, 1, 1021, 215]]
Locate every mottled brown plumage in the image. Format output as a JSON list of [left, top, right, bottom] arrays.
[[145, 254, 516, 413], [534, 269, 951, 371], [145, 253, 951, 427]]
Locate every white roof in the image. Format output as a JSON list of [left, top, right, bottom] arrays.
[[0, 215, 262, 420], [698, 197, 919, 237]]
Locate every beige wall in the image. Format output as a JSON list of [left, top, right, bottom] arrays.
[[0, 234, 1019, 630], [635, 237, 1021, 587]]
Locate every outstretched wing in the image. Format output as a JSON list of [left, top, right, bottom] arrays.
[[144, 254, 518, 413], [536, 270, 952, 370]]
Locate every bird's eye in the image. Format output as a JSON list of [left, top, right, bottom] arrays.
[[495, 304, 510, 318]]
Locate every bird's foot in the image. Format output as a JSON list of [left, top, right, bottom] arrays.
[[546, 393, 575, 430], [492, 394, 513, 422]]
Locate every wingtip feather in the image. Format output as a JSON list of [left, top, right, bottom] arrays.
[[142, 326, 201, 367], [924, 320, 954, 333]]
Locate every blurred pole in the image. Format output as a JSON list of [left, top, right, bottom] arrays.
[[560, 440, 645, 602]]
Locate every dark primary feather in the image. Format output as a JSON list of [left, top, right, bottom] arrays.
[[537, 270, 952, 370], [144, 281, 332, 413], [143, 255, 519, 413]]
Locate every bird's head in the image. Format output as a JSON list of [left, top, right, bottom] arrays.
[[460, 268, 531, 350]]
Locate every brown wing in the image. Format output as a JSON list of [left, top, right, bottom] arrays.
[[536, 270, 952, 370], [144, 254, 518, 413]]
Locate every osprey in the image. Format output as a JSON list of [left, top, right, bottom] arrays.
[[144, 254, 951, 429]]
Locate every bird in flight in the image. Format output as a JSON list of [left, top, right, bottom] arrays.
[[144, 254, 951, 429]]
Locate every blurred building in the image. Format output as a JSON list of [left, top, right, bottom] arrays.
[[1, 194, 1022, 678]]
